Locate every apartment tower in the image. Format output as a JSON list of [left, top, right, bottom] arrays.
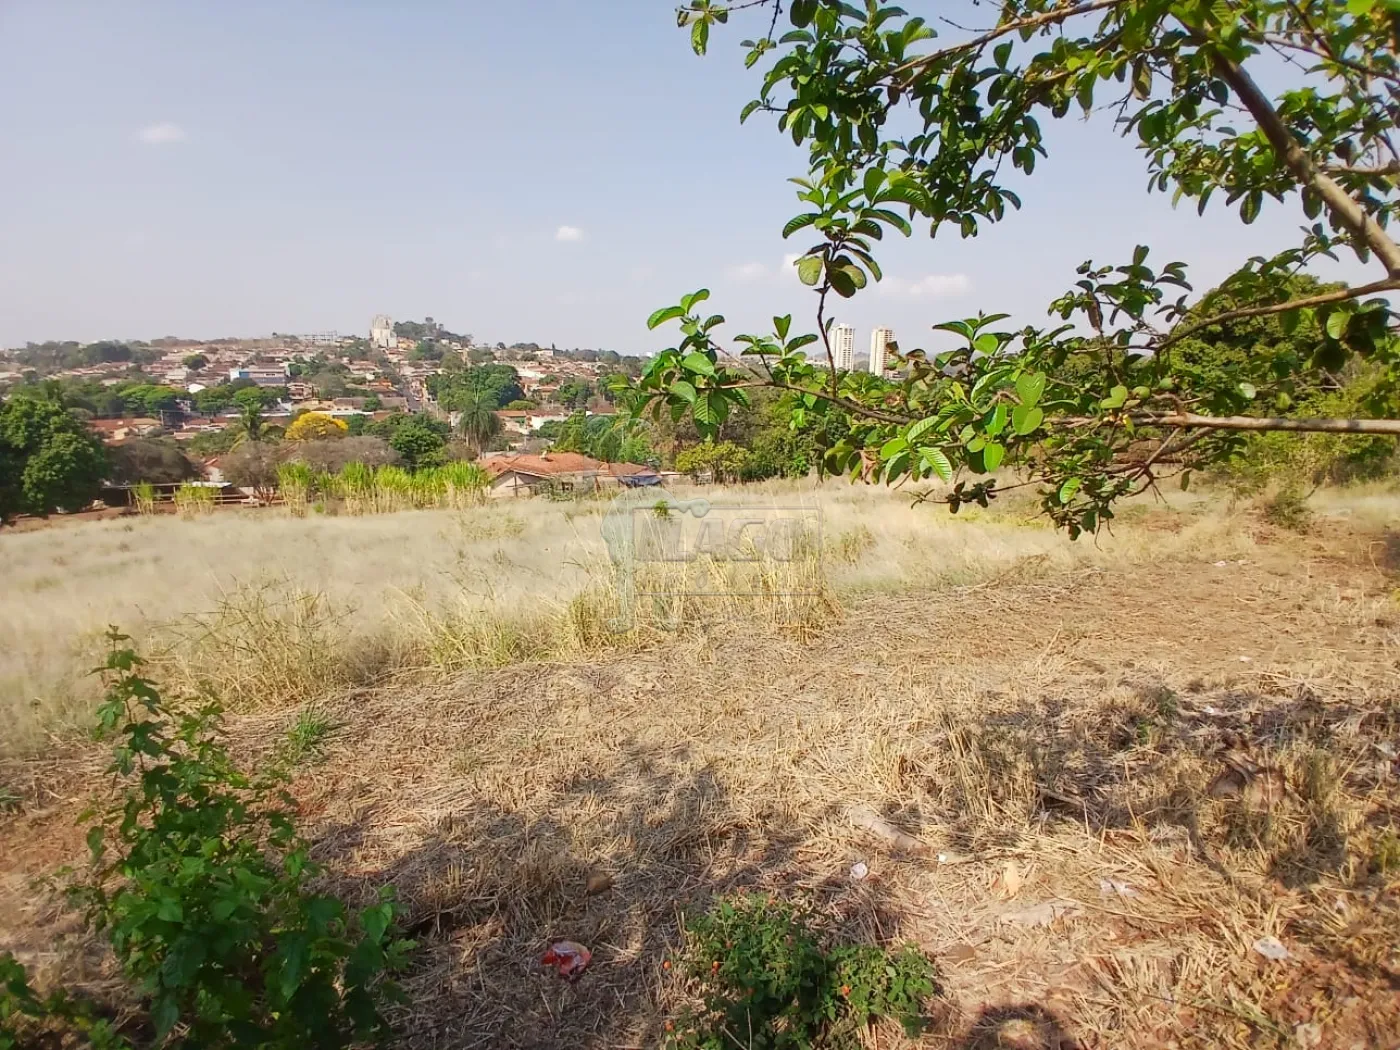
[[869, 326, 894, 375], [832, 323, 855, 370]]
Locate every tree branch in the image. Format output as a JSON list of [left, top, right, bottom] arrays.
[[1206, 48, 1400, 277], [1323, 159, 1400, 177], [1258, 32, 1400, 86], [1115, 413, 1400, 435], [890, 0, 1130, 81], [727, 379, 910, 425], [1158, 276, 1400, 352]]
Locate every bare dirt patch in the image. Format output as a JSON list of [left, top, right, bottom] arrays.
[[2, 520, 1397, 1048]]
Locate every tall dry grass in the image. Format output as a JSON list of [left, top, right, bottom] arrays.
[[1, 477, 1392, 756]]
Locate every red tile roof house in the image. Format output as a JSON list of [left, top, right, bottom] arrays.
[[89, 418, 163, 443], [478, 453, 656, 499], [480, 452, 604, 498]]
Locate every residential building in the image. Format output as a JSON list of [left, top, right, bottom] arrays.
[[869, 326, 894, 376], [89, 418, 163, 443], [832, 323, 855, 371], [370, 315, 395, 350], [480, 452, 606, 498], [479, 453, 656, 498], [228, 366, 288, 387]]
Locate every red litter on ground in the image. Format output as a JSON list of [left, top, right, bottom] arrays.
[[541, 941, 592, 979]]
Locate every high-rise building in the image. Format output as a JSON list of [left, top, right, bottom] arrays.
[[370, 315, 395, 351], [869, 326, 894, 376], [832, 323, 855, 371]]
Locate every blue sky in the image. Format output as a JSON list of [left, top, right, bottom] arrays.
[[0, 1, 1377, 355]]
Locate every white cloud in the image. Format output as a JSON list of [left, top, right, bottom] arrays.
[[136, 122, 186, 145], [555, 225, 584, 242], [880, 273, 971, 298], [726, 261, 769, 281]]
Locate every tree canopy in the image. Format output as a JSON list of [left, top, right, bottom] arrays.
[[369, 413, 451, 470], [626, 0, 1400, 534], [0, 394, 109, 522], [430, 365, 526, 412], [285, 412, 349, 442]]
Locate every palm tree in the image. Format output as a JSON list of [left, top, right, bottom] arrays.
[[231, 402, 265, 448], [455, 391, 501, 453]]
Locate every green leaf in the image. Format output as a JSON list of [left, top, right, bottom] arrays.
[[1101, 384, 1129, 409], [690, 19, 709, 55], [1058, 477, 1082, 504], [1238, 381, 1257, 400], [907, 416, 938, 443], [670, 380, 698, 403], [982, 441, 1006, 472], [1076, 75, 1094, 114], [1325, 308, 1349, 340], [1240, 192, 1260, 224], [152, 996, 180, 1040], [973, 332, 999, 355], [1011, 404, 1044, 435], [984, 403, 1009, 436], [773, 315, 792, 340], [1015, 372, 1046, 407], [796, 255, 823, 286], [740, 99, 763, 124], [782, 213, 820, 238], [681, 288, 710, 312], [921, 447, 953, 482], [828, 266, 858, 297], [880, 436, 908, 459], [790, 0, 817, 26], [862, 167, 885, 201], [681, 352, 716, 377], [647, 305, 684, 330]]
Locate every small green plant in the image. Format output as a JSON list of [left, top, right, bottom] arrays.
[[0, 786, 18, 814], [1371, 828, 1400, 875], [667, 894, 935, 1049], [132, 482, 157, 516], [1259, 485, 1312, 533], [172, 483, 216, 518], [49, 632, 410, 1049], [280, 708, 336, 766]]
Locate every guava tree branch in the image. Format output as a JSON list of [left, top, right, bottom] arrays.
[[726, 379, 910, 424], [1323, 160, 1400, 177], [889, 0, 1130, 80], [1207, 49, 1400, 277], [1158, 276, 1400, 351], [729, 377, 1400, 436], [1107, 413, 1400, 435]]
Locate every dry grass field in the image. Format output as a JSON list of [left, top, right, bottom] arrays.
[[2, 480, 1398, 1048]]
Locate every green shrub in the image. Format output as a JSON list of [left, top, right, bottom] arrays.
[[1, 953, 130, 1050], [2, 632, 410, 1050], [667, 894, 935, 1049], [1260, 485, 1312, 532]]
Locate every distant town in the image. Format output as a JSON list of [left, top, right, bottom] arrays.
[[0, 315, 900, 452], [0, 316, 657, 451]]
